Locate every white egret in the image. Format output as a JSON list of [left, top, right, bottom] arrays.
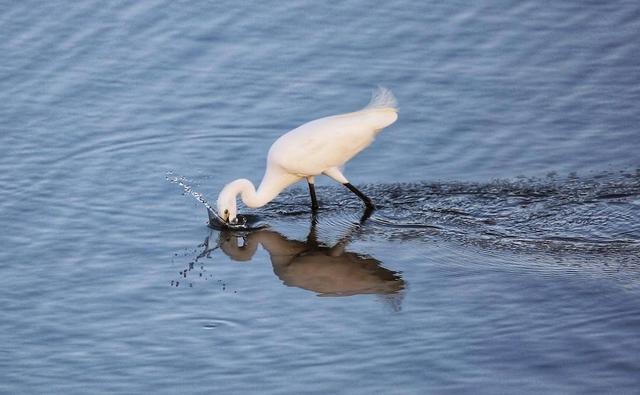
[[216, 87, 398, 224]]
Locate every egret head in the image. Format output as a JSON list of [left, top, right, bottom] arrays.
[[216, 186, 238, 224]]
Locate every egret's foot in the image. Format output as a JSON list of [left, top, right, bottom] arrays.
[[360, 206, 375, 223], [344, 182, 376, 211], [364, 200, 376, 211]]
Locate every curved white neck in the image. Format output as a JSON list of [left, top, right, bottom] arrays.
[[224, 179, 269, 208], [224, 168, 301, 209]]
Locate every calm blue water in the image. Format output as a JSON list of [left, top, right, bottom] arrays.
[[1, 1, 640, 393]]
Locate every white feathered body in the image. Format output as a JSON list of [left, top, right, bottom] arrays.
[[269, 108, 398, 177]]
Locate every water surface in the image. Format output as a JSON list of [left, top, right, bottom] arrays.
[[1, 1, 640, 393]]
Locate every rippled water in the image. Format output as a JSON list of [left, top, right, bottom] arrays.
[[2, 1, 640, 393]]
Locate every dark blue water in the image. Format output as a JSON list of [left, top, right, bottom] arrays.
[[2, 1, 640, 393]]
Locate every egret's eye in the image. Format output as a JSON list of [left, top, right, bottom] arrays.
[[224, 209, 229, 215]]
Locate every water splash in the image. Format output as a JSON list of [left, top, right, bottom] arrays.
[[166, 172, 268, 231], [166, 172, 215, 213]]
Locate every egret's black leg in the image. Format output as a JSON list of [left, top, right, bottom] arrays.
[[344, 183, 375, 210], [308, 181, 319, 211]]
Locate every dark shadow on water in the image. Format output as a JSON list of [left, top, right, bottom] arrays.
[[259, 170, 640, 255], [206, 205, 374, 231], [172, 169, 640, 255]]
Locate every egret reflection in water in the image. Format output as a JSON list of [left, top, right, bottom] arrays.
[[208, 216, 405, 303]]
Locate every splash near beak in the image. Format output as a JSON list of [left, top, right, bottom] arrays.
[[207, 208, 228, 229], [207, 209, 252, 230]]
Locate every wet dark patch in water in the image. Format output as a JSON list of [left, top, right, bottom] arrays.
[[171, 170, 640, 257], [206, 211, 269, 231], [241, 171, 640, 256]]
